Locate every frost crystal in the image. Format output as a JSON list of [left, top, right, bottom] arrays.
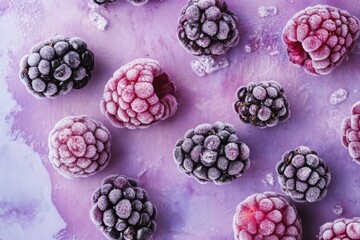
[[89, 11, 108, 31], [258, 6, 277, 18], [332, 204, 343, 216], [330, 88, 348, 105], [244, 29, 280, 56], [262, 173, 275, 186], [191, 56, 229, 77]]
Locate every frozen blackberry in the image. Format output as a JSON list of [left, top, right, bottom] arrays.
[[234, 81, 290, 128], [177, 0, 239, 56], [276, 146, 331, 203], [173, 121, 250, 185], [100, 58, 178, 129], [283, 5, 360, 75], [19, 35, 94, 98], [319, 218, 360, 240], [341, 101, 360, 164], [90, 175, 157, 240], [233, 192, 302, 240], [48, 115, 111, 178]]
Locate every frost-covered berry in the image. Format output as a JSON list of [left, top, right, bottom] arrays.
[[341, 101, 360, 164], [100, 58, 178, 129], [19, 35, 94, 98], [93, 0, 148, 6], [282, 5, 360, 75], [177, 0, 239, 56], [90, 175, 157, 240], [233, 192, 302, 240], [276, 146, 331, 203], [173, 121, 250, 184], [318, 218, 360, 240], [48, 115, 111, 178], [234, 81, 290, 128]]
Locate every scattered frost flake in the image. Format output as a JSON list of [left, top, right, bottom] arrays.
[[89, 11, 108, 31], [88, 0, 104, 10], [244, 29, 280, 56], [191, 55, 229, 77], [330, 88, 348, 105], [332, 204, 343, 216], [258, 6, 278, 18], [262, 173, 275, 186]]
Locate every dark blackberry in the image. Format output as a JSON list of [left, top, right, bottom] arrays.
[[19, 35, 94, 99], [177, 0, 239, 56], [276, 146, 331, 203], [91, 175, 157, 240], [173, 121, 250, 185], [234, 81, 290, 128]]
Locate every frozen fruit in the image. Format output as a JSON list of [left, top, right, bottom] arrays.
[[90, 174, 157, 240], [100, 58, 178, 129], [341, 101, 360, 164], [48, 115, 111, 178], [282, 5, 360, 75], [19, 35, 94, 98], [233, 192, 302, 240], [276, 146, 331, 203], [177, 0, 239, 56], [234, 81, 290, 128], [318, 218, 360, 240], [173, 121, 250, 184], [93, 0, 148, 6]]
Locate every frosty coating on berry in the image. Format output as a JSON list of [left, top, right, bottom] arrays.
[[318, 217, 360, 240], [233, 192, 302, 240], [341, 101, 360, 164], [48, 115, 111, 178], [100, 58, 178, 129], [173, 121, 250, 184], [90, 175, 157, 240], [234, 81, 290, 128], [276, 146, 331, 203], [177, 0, 239, 56], [282, 5, 360, 75], [19, 35, 94, 98], [93, 0, 148, 6]]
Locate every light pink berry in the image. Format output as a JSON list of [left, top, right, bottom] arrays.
[[48, 115, 111, 178], [100, 58, 178, 129], [282, 5, 360, 75], [319, 218, 360, 240], [233, 192, 302, 240]]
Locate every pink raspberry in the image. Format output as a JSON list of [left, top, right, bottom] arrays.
[[319, 218, 360, 240], [100, 58, 178, 129], [48, 115, 111, 178], [341, 101, 360, 163], [233, 192, 302, 240], [282, 5, 360, 75]]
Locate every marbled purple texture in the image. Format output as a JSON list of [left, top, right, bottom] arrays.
[[1, 0, 360, 239]]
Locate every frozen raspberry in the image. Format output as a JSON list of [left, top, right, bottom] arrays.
[[341, 101, 360, 164], [276, 146, 331, 203], [100, 58, 178, 129], [48, 115, 111, 178], [19, 35, 94, 98], [233, 192, 302, 240], [173, 121, 250, 184], [282, 5, 360, 75], [177, 0, 239, 56], [319, 218, 360, 240], [234, 81, 290, 128], [90, 175, 157, 240]]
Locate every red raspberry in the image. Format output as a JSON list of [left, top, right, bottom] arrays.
[[233, 192, 302, 240], [341, 101, 360, 164], [282, 5, 360, 75], [48, 115, 111, 178], [318, 218, 360, 240], [100, 58, 178, 129]]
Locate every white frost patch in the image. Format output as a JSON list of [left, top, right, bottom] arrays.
[[0, 10, 66, 240], [332, 204, 343, 216], [191, 55, 229, 77], [258, 6, 277, 18], [330, 88, 348, 105], [88, 0, 108, 31], [262, 173, 275, 186]]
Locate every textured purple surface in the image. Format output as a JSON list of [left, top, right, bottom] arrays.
[[1, 0, 360, 239]]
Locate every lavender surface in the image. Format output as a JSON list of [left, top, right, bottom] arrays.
[[1, 0, 360, 239]]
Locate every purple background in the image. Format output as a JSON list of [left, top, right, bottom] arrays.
[[1, 0, 360, 239]]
